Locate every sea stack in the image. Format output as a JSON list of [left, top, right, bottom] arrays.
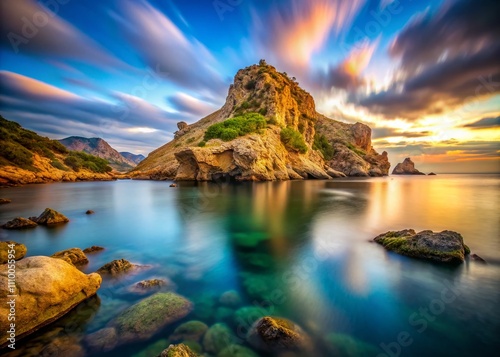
[[392, 157, 425, 175]]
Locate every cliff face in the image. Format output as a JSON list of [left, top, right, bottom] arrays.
[[59, 136, 136, 171], [133, 62, 390, 181]]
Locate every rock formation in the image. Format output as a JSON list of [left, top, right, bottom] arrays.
[[0, 241, 27, 264], [392, 157, 425, 175], [0, 256, 101, 348], [96, 258, 134, 275], [2, 217, 37, 229], [159, 343, 198, 357], [132, 63, 390, 181], [51, 248, 89, 266], [34, 208, 69, 225], [247, 316, 311, 353], [374, 229, 470, 263], [83, 245, 105, 253]]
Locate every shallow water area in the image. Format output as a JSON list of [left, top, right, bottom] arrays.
[[1, 174, 499, 356]]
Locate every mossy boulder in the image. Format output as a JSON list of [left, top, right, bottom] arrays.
[[202, 323, 235, 354], [131, 339, 168, 357], [324, 333, 379, 357], [0, 240, 27, 263], [86, 292, 193, 351], [2, 217, 37, 229], [247, 316, 311, 353], [169, 320, 208, 342], [219, 290, 242, 307], [374, 229, 469, 263], [34, 208, 69, 225], [159, 343, 198, 357], [51, 247, 89, 266], [218, 344, 259, 357], [112, 292, 193, 341]]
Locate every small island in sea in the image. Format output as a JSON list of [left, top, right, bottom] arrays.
[[0, 1, 499, 356]]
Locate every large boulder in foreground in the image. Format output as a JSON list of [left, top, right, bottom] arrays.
[[0, 256, 101, 348], [51, 248, 89, 266], [0, 241, 27, 264], [85, 292, 193, 352], [2, 217, 37, 230], [34, 208, 69, 225], [247, 316, 311, 353], [374, 229, 470, 263], [392, 157, 425, 175]]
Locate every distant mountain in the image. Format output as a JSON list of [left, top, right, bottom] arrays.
[[0, 116, 114, 185], [58, 136, 136, 172], [120, 152, 145, 165]]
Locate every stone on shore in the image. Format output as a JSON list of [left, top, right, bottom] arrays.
[[0, 256, 101, 348], [34, 208, 69, 225], [51, 248, 89, 266], [0, 240, 27, 264], [374, 229, 469, 263], [2, 217, 37, 230]]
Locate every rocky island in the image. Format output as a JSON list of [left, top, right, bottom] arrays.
[[392, 157, 425, 175], [132, 62, 390, 181]]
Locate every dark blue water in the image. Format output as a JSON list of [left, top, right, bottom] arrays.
[[1, 175, 499, 356]]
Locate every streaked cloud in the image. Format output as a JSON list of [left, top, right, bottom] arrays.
[[464, 116, 500, 129]]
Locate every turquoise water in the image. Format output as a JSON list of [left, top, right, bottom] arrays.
[[1, 175, 499, 356]]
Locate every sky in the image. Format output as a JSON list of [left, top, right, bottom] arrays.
[[0, 0, 499, 173]]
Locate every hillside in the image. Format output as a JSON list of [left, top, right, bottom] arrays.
[[120, 152, 145, 165], [59, 136, 136, 172], [0, 116, 115, 186], [132, 61, 389, 181]]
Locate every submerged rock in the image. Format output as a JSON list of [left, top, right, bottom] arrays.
[[83, 245, 105, 253], [0, 198, 11, 204], [0, 256, 101, 348], [86, 292, 193, 352], [374, 229, 469, 263], [128, 278, 173, 295], [96, 258, 134, 275], [169, 320, 208, 342], [218, 344, 259, 357], [234, 306, 268, 328], [247, 316, 311, 353], [392, 157, 425, 175], [202, 323, 235, 354], [159, 343, 198, 357], [324, 333, 379, 357], [0, 240, 27, 264], [34, 208, 69, 225], [85, 210, 95, 214], [219, 290, 242, 307], [51, 247, 89, 266], [2, 217, 37, 230]]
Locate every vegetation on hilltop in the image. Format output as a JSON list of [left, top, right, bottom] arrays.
[[204, 113, 267, 142], [0, 115, 112, 173]]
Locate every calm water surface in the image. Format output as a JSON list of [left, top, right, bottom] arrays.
[[1, 175, 499, 357]]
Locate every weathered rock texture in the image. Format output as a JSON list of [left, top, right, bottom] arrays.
[[0, 256, 101, 348], [2, 217, 37, 230], [159, 343, 198, 357], [392, 157, 425, 175], [51, 248, 89, 266], [132, 63, 389, 181], [374, 229, 470, 263], [0, 241, 27, 264], [34, 208, 69, 225]]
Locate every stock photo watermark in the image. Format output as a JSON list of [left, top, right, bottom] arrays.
[[5, 243, 18, 350]]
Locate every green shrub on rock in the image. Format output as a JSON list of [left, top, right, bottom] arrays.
[[204, 113, 267, 142], [280, 127, 308, 154]]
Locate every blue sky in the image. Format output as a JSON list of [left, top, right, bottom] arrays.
[[0, 0, 499, 172]]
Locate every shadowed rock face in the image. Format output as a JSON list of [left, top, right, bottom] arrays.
[[0, 256, 101, 348], [392, 157, 425, 175], [2, 217, 37, 229], [132, 63, 390, 181], [374, 229, 470, 263]]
